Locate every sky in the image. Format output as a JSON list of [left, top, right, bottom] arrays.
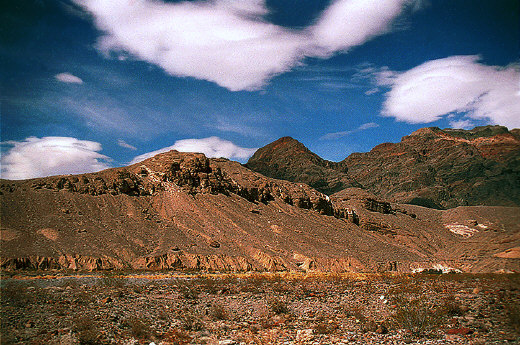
[[1, 0, 519, 179]]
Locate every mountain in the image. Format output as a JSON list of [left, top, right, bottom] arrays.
[[340, 125, 520, 208], [246, 136, 360, 195], [248, 126, 520, 209], [1, 149, 519, 273]]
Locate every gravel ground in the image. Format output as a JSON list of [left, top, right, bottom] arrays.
[[1, 272, 519, 344]]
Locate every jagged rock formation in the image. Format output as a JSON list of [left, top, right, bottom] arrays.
[[247, 126, 520, 209], [246, 136, 360, 195], [1, 140, 519, 273]]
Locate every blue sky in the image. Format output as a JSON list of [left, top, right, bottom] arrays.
[[1, 0, 519, 179]]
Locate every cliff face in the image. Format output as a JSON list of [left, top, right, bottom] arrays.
[[1, 149, 519, 273], [247, 126, 520, 209], [246, 137, 360, 195]]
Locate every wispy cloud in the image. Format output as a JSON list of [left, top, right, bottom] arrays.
[[375, 56, 520, 128], [130, 137, 257, 164], [75, 0, 419, 91], [321, 122, 379, 140], [449, 119, 475, 129], [117, 139, 137, 150], [1, 137, 111, 180], [55, 72, 83, 84]]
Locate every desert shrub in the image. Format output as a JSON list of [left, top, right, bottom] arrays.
[[268, 298, 289, 315], [1, 281, 32, 307], [391, 298, 444, 337], [160, 328, 192, 345], [342, 305, 366, 322], [177, 281, 200, 300], [74, 316, 101, 345], [440, 295, 465, 316], [506, 303, 520, 333], [209, 303, 229, 320], [314, 315, 338, 334], [178, 309, 204, 331], [122, 316, 153, 340]]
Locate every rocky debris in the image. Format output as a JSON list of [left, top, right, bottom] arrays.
[[1, 273, 519, 344]]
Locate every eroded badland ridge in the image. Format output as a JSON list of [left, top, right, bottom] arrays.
[[1, 126, 519, 273]]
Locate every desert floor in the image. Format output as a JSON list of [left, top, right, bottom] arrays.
[[1, 272, 519, 344]]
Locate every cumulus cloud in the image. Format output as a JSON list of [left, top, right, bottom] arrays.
[[75, 0, 416, 91], [55, 72, 83, 84], [130, 137, 257, 164], [321, 122, 379, 140], [378, 56, 520, 128], [117, 139, 137, 150], [1, 137, 111, 180]]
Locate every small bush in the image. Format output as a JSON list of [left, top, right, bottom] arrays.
[[391, 298, 444, 337], [178, 309, 204, 331], [74, 316, 101, 345], [209, 303, 228, 320], [506, 304, 520, 333], [177, 281, 200, 300], [122, 316, 153, 340], [440, 295, 465, 316], [268, 298, 289, 315]]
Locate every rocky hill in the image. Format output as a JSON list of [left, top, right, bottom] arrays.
[[1, 149, 519, 273], [248, 126, 520, 209], [246, 136, 360, 195]]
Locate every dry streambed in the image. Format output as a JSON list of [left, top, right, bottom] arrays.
[[1, 272, 519, 344]]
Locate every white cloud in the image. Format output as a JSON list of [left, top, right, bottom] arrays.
[[449, 119, 475, 129], [130, 137, 257, 164], [117, 139, 137, 150], [1, 137, 111, 180], [311, 0, 409, 55], [378, 56, 520, 128], [75, 0, 416, 91], [321, 122, 379, 140], [55, 72, 83, 84]]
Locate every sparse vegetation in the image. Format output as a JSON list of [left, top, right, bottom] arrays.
[[74, 316, 101, 345], [268, 297, 289, 315], [1, 272, 519, 344], [391, 298, 444, 337]]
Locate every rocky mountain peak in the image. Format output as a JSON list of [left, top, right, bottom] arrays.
[[247, 137, 360, 195]]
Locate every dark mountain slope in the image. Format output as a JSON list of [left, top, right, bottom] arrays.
[[246, 136, 360, 195], [247, 126, 520, 208], [340, 126, 520, 208]]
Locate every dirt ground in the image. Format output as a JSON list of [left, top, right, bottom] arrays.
[[1, 272, 519, 344]]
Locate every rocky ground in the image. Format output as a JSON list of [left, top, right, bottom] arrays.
[[1, 272, 519, 344]]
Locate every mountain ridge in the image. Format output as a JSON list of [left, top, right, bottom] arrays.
[[1, 126, 519, 273], [247, 125, 520, 209]]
